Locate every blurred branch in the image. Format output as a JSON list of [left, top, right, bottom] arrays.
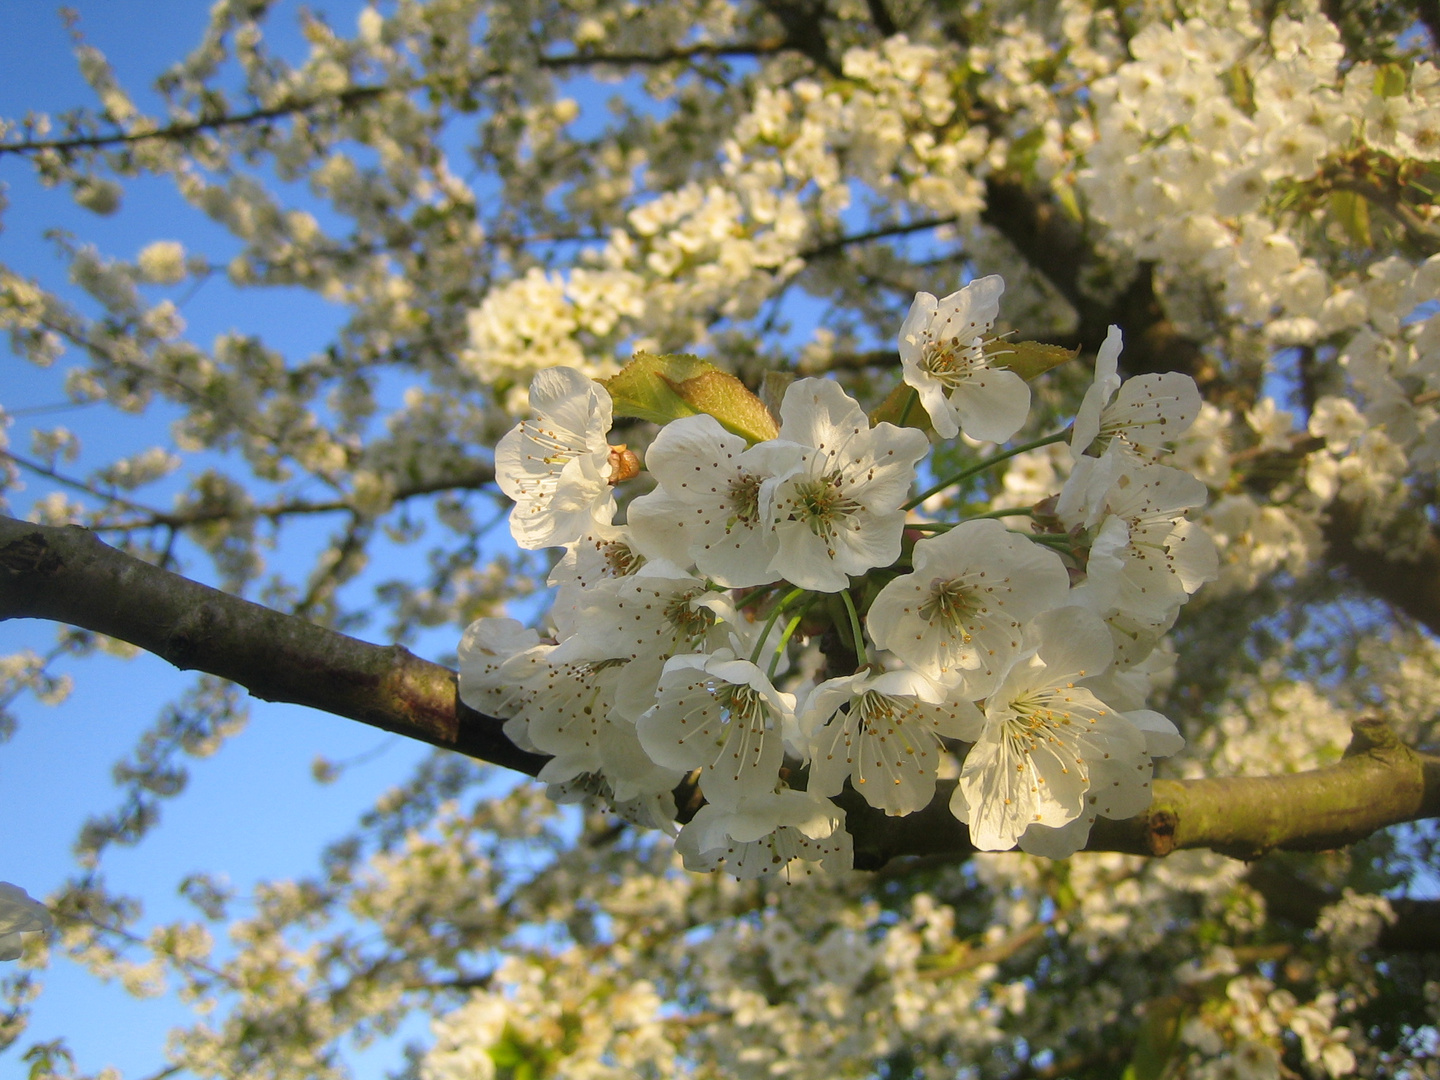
[[0, 41, 790, 159], [1247, 861, 1440, 951], [0, 86, 391, 156], [5, 517, 1438, 883], [1321, 498, 1440, 637], [1, 449, 495, 532]]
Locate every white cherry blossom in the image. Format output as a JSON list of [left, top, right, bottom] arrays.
[[676, 789, 852, 879], [948, 607, 1183, 854], [494, 366, 616, 550], [550, 566, 738, 721], [1070, 325, 1201, 464], [866, 518, 1071, 697], [636, 650, 795, 807], [0, 883, 52, 961], [547, 521, 652, 637], [1066, 461, 1218, 629], [763, 378, 928, 592], [456, 616, 544, 745], [626, 413, 806, 587], [897, 275, 1030, 443], [799, 668, 980, 815]]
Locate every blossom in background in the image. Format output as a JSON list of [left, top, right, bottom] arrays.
[[764, 378, 928, 592], [866, 518, 1070, 698], [0, 882, 52, 961], [898, 275, 1030, 443], [494, 366, 616, 550]]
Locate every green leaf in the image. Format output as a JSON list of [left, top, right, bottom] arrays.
[[1121, 994, 1187, 1080], [870, 383, 934, 434], [670, 369, 780, 443], [1374, 62, 1407, 97], [1054, 179, 1083, 223], [986, 339, 1078, 381], [602, 352, 778, 443], [1006, 126, 1047, 176], [1330, 188, 1372, 248]]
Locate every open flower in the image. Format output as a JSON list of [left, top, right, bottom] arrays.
[[866, 518, 1071, 698], [947, 607, 1182, 855], [799, 668, 980, 815], [763, 378, 928, 593], [898, 276, 1030, 443], [627, 413, 806, 587], [676, 789, 852, 878], [1070, 325, 1201, 464], [1063, 460, 1218, 630], [636, 650, 795, 806], [495, 366, 616, 549]]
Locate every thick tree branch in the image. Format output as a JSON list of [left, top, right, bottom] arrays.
[[0, 514, 544, 776], [5, 515, 1438, 879]]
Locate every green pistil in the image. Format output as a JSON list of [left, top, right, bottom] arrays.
[[727, 473, 763, 528], [665, 593, 717, 645], [919, 577, 979, 631], [791, 472, 860, 540]]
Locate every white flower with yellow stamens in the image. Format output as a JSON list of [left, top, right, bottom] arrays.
[[1070, 325, 1201, 464], [866, 518, 1070, 698], [898, 275, 1030, 443], [626, 412, 806, 587], [636, 650, 796, 807], [762, 378, 928, 593], [495, 366, 617, 550], [948, 607, 1182, 855], [799, 668, 980, 816]]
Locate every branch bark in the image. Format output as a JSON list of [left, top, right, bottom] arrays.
[[0, 515, 544, 777], [4, 515, 1438, 872]]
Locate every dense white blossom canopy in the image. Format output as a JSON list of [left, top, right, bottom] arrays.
[[3, 0, 1440, 1076]]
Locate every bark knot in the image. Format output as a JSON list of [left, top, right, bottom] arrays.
[[0, 532, 62, 577]]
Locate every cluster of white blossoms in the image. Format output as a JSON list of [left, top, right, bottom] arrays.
[[461, 276, 1216, 877]]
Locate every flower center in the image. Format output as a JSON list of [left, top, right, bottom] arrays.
[[727, 472, 763, 528], [918, 577, 982, 635], [601, 540, 644, 577], [664, 592, 718, 646], [789, 472, 860, 541], [919, 337, 984, 390], [721, 684, 765, 726], [855, 690, 899, 734]]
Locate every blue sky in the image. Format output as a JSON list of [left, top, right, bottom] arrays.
[[0, 3, 445, 1075]]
